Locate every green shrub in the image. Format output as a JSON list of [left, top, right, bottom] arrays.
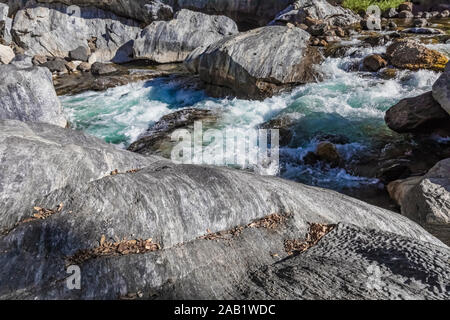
[[342, 0, 404, 12]]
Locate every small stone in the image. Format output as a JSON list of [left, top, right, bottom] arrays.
[[398, 10, 414, 19], [69, 46, 90, 62], [316, 142, 341, 167], [77, 62, 91, 72], [0, 44, 14, 64], [32, 55, 47, 65], [91, 62, 117, 76], [363, 54, 388, 72]]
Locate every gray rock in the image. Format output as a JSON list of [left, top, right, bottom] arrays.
[[90, 62, 117, 75], [382, 7, 398, 18], [0, 65, 67, 127], [69, 46, 90, 62], [133, 9, 238, 64], [271, 0, 361, 27], [185, 26, 323, 99], [0, 43, 13, 63], [401, 159, 450, 225], [0, 119, 448, 299], [128, 108, 220, 158], [11, 3, 141, 63], [385, 91, 450, 133], [401, 27, 445, 35], [9, 53, 32, 68], [0, 120, 160, 232], [433, 63, 450, 115]]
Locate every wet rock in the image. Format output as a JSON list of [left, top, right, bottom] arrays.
[[316, 141, 341, 167], [398, 2, 413, 12], [379, 68, 398, 79], [377, 162, 412, 183], [0, 65, 67, 127], [432, 63, 450, 115], [69, 46, 90, 62], [0, 43, 13, 64], [77, 62, 91, 72], [386, 39, 448, 71], [9, 54, 32, 68], [413, 18, 428, 27], [133, 9, 238, 64], [260, 115, 296, 147], [363, 54, 388, 72], [185, 26, 323, 99], [128, 108, 220, 158], [385, 91, 450, 133], [91, 62, 117, 76], [401, 158, 450, 225]]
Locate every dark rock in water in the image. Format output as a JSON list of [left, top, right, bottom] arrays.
[[185, 26, 323, 99], [91, 62, 118, 76], [385, 91, 450, 133], [0, 65, 67, 127], [260, 115, 296, 147], [128, 108, 220, 158], [69, 46, 90, 62], [316, 141, 341, 167], [0, 120, 159, 232], [363, 54, 388, 72], [386, 39, 448, 71], [42, 58, 68, 73], [133, 9, 238, 64], [10, 54, 33, 68], [432, 63, 450, 116]]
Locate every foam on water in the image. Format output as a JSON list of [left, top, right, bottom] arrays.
[[62, 41, 449, 189]]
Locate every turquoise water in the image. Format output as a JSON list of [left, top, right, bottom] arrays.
[[61, 41, 446, 189]]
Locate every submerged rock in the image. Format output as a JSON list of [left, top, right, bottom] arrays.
[[185, 26, 323, 99], [0, 65, 67, 127], [133, 9, 238, 64], [12, 3, 141, 63], [316, 141, 341, 167], [433, 63, 450, 115], [386, 39, 448, 71], [385, 91, 450, 134]]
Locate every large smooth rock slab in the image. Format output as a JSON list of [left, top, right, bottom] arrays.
[[133, 9, 238, 64], [384, 91, 450, 133], [0, 120, 160, 232], [0, 65, 67, 126], [401, 159, 450, 225], [185, 26, 323, 99], [433, 63, 450, 116], [11, 3, 141, 63], [271, 0, 361, 27]]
